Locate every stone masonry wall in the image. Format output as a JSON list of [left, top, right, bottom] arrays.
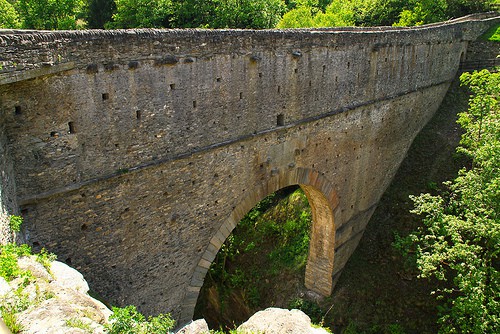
[[0, 110, 18, 244], [0, 13, 498, 323]]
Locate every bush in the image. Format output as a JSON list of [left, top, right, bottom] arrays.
[[0, 243, 31, 282], [9, 215, 23, 233], [403, 69, 500, 333], [105, 305, 175, 334]]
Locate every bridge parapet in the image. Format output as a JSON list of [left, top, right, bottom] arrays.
[[1, 14, 499, 201]]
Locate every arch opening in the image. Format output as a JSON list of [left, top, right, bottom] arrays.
[[194, 185, 313, 328], [179, 168, 338, 326]]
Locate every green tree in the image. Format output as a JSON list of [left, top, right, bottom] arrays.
[[405, 69, 500, 333], [108, 0, 174, 28], [17, 0, 85, 29], [446, 0, 494, 18], [276, 6, 315, 28], [277, 0, 355, 28], [0, 0, 21, 29], [86, 0, 116, 28], [355, 0, 406, 26], [395, 0, 448, 26], [210, 0, 287, 29], [171, 0, 218, 28]]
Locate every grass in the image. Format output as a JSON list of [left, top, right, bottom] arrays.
[[0, 243, 57, 333], [65, 318, 93, 333], [1, 312, 23, 334]]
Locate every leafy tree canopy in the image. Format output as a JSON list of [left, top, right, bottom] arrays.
[[0, 0, 21, 29], [87, 0, 116, 28], [277, 0, 493, 28], [402, 69, 500, 333], [17, 0, 86, 30]]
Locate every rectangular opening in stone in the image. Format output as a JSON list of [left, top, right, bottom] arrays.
[[68, 122, 76, 134], [277, 114, 284, 126]]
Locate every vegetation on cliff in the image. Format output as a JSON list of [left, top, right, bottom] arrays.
[[0, 0, 496, 29], [397, 69, 500, 333]]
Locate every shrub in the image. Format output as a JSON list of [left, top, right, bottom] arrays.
[[105, 305, 175, 334], [8, 215, 23, 233]]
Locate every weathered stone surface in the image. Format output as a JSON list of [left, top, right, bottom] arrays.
[[0, 276, 11, 297], [176, 319, 210, 334], [2, 257, 111, 334], [237, 308, 330, 334], [50, 260, 90, 293], [0, 14, 498, 326]]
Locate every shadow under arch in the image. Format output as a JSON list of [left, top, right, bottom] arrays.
[[179, 167, 339, 324]]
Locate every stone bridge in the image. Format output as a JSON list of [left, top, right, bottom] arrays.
[[0, 13, 498, 325]]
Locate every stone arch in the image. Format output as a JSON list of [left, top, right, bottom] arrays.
[[179, 167, 338, 324]]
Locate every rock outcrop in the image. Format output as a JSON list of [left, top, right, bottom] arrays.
[[1, 255, 329, 334], [236, 308, 331, 334], [0, 257, 111, 334]]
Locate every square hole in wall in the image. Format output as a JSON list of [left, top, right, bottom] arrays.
[[68, 122, 76, 134], [277, 114, 284, 126], [102, 93, 109, 100]]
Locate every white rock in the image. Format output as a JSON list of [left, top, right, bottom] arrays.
[[176, 319, 210, 334], [237, 308, 330, 334], [18, 256, 51, 281], [50, 261, 89, 293], [0, 277, 11, 297]]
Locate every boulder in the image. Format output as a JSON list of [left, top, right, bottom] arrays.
[[176, 319, 210, 334], [237, 308, 330, 334], [2, 256, 112, 334]]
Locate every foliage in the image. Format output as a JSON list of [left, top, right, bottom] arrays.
[[171, 0, 218, 28], [277, 0, 355, 28], [17, 0, 86, 29], [209, 0, 286, 29], [289, 297, 323, 323], [107, 0, 174, 28], [0, 243, 57, 333], [446, 0, 495, 18], [481, 24, 500, 42], [86, 0, 116, 28], [65, 318, 93, 332], [9, 215, 23, 233], [1, 311, 23, 333], [278, 0, 494, 28], [394, 0, 448, 26], [0, 243, 32, 282], [205, 187, 312, 316], [108, 0, 286, 29], [276, 6, 315, 28], [0, 0, 21, 29], [35, 247, 57, 271], [105, 305, 175, 334], [404, 69, 500, 333], [2, 0, 495, 29]]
